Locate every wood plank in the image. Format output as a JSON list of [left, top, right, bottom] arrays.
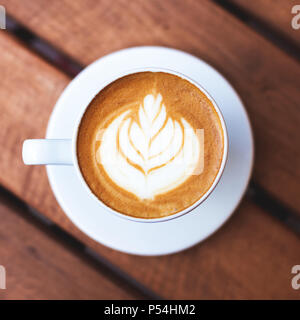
[[102, 200, 300, 299], [228, 0, 300, 48], [2, 0, 300, 213], [0, 32, 299, 299], [0, 195, 135, 300]]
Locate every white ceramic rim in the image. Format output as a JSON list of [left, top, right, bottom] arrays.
[[70, 67, 229, 223]]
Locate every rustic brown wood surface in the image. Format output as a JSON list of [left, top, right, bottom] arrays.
[[229, 0, 300, 48], [0, 31, 299, 299], [0, 194, 136, 300], [3, 0, 300, 214]]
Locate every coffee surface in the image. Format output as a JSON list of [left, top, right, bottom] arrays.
[[77, 72, 224, 218]]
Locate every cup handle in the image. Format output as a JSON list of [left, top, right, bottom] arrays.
[[22, 139, 73, 165]]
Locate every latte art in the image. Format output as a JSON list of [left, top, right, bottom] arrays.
[[77, 72, 224, 218], [97, 93, 202, 199]]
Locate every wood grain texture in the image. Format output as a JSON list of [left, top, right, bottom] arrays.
[[0, 195, 135, 300], [2, 0, 300, 213], [0, 32, 299, 299], [101, 200, 300, 299], [229, 0, 300, 48]]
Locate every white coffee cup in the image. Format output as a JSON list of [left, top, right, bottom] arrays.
[[23, 67, 228, 223]]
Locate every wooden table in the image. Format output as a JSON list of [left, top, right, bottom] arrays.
[[0, 0, 299, 299]]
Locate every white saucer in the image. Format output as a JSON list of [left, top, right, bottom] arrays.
[[46, 47, 254, 256]]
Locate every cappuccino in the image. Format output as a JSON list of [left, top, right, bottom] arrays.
[[77, 72, 224, 218]]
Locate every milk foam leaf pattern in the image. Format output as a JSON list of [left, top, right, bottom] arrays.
[[98, 93, 201, 199], [120, 94, 182, 174]]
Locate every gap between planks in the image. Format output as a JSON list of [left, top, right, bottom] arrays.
[[213, 0, 300, 63], [0, 184, 161, 300]]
